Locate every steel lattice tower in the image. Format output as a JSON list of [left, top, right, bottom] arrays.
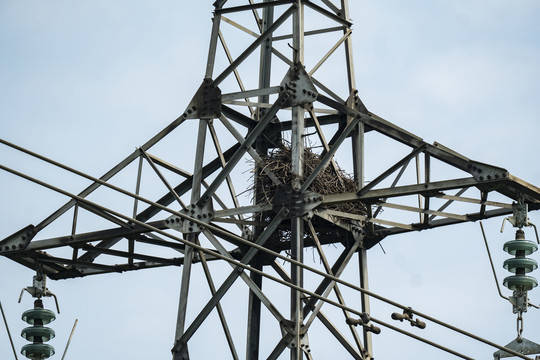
[[2, 1, 540, 359]]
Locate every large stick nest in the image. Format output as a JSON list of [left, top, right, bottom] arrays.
[[253, 143, 367, 215], [249, 143, 367, 248]]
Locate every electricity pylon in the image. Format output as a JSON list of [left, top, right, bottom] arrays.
[[2, 1, 540, 359]]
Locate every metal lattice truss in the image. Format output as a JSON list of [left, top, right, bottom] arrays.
[[2, 1, 540, 359]]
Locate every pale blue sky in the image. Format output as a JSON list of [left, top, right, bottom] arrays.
[[1, 1, 540, 359]]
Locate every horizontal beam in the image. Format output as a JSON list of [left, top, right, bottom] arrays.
[[323, 177, 499, 205], [376, 201, 470, 222], [369, 207, 515, 245], [221, 86, 280, 101], [436, 193, 512, 209], [5, 220, 167, 253], [304, 0, 353, 27], [216, 0, 293, 14]]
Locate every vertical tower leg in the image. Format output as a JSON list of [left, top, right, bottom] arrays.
[[290, 215, 304, 360], [348, 0, 372, 345], [173, 242, 194, 360], [246, 261, 263, 360], [246, 3, 275, 357], [291, 3, 305, 359], [173, 120, 208, 360], [359, 249, 372, 358], [353, 123, 372, 359]]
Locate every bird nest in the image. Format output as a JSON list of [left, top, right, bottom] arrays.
[[252, 143, 366, 214], [249, 143, 367, 248]]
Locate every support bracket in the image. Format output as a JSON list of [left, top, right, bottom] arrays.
[[280, 320, 311, 353], [280, 62, 318, 108], [184, 78, 222, 119], [494, 337, 540, 359], [272, 185, 322, 218], [166, 201, 214, 235], [0, 224, 36, 253]]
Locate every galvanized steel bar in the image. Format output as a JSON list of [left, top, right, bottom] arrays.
[[75, 201, 136, 262], [340, 0, 356, 91], [375, 201, 470, 222], [358, 248, 372, 357], [373, 154, 413, 217], [321, 0, 340, 15], [303, 0, 352, 26], [172, 208, 288, 355], [358, 145, 426, 196], [11, 114, 187, 233], [306, 221, 365, 352], [70, 203, 79, 263], [205, 11, 222, 79], [213, 4, 298, 86], [429, 188, 469, 221], [79, 244, 182, 266], [203, 230, 286, 323], [197, 248, 239, 360], [140, 148, 187, 211], [272, 25, 345, 41], [346, 0, 370, 347], [303, 240, 361, 327], [216, 0, 293, 15], [424, 153, 431, 225], [173, 119, 208, 360], [271, 261, 364, 360], [247, 2, 276, 357], [197, 95, 289, 208], [290, 1, 305, 358], [218, 30, 255, 115], [246, 260, 264, 360], [222, 16, 259, 37], [299, 114, 361, 193], [221, 86, 280, 101], [207, 122, 243, 213], [307, 108, 343, 180], [144, 152, 192, 178], [310, 76, 345, 103], [248, 0, 264, 33], [308, 29, 352, 76], [191, 120, 208, 204], [132, 154, 144, 218]]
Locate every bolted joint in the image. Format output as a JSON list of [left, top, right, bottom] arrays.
[[0, 224, 36, 254], [272, 185, 322, 218], [165, 202, 214, 235]]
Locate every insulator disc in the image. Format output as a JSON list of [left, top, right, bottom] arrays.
[[21, 309, 56, 325], [503, 240, 538, 255], [503, 275, 538, 291], [21, 326, 55, 342], [21, 343, 55, 359], [504, 257, 538, 273]]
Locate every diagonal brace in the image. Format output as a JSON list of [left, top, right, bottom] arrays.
[[197, 93, 289, 208], [171, 207, 288, 355], [213, 4, 298, 86], [203, 230, 286, 323]]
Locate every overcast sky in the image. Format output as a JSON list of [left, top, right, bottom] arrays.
[[1, 1, 540, 359]]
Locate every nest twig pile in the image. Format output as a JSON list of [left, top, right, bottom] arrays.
[[249, 143, 367, 248], [253, 143, 367, 215]]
